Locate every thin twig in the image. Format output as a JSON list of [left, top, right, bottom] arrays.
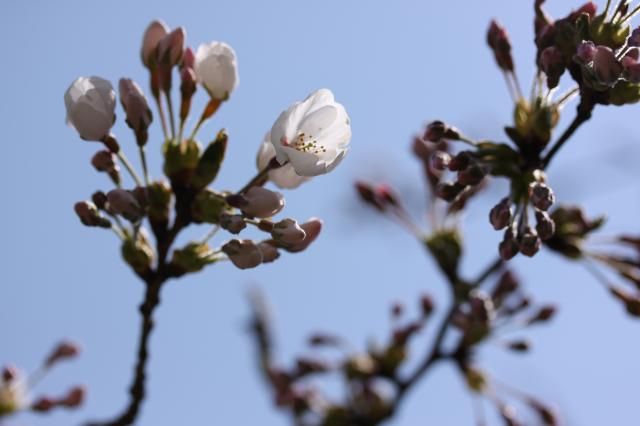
[[542, 99, 594, 169]]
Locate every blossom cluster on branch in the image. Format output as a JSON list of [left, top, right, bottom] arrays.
[[247, 1, 640, 425]]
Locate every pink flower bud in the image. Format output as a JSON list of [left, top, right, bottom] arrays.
[[119, 79, 153, 146], [540, 46, 565, 89], [107, 189, 142, 222], [45, 340, 81, 367], [31, 396, 56, 412], [91, 150, 118, 173], [487, 20, 514, 72], [519, 227, 541, 257], [629, 27, 640, 48], [623, 52, 640, 83], [271, 218, 306, 245], [220, 213, 246, 234], [141, 20, 169, 68], [222, 239, 263, 269], [575, 40, 596, 64], [489, 197, 512, 230], [376, 184, 400, 207], [429, 151, 451, 171], [499, 227, 520, 260], [74, 201, 111, 228], [355, 181, 385, 211], [157, 27, 186, 67], [535, 210, 556, 240], [182, 47, 195, 69], [258, 242, 280, 263], [284, 218, 323, 253], [593, 45, 623, 86], [2, 364, 17, 382], [241, 187, 285, 218], [59, 386, 85, 408], [529, 182, 555, 211]]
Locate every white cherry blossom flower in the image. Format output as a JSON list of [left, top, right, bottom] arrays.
[[64, 76, 116, 141], [257, 132, 309, 189], [270, 89, 351, 177], [194, 41, 239, 100]]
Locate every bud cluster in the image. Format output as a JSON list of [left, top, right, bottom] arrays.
[[0, 341, 84, 419]]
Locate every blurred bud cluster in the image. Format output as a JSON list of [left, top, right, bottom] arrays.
[[0, 341, 84, 420]]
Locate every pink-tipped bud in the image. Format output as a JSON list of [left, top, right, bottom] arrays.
[[182, 47, 196, 69], [107, 189, 142, 222], [529, 182, 555, 211], [257, 242, 280, 263], [499, 227, 520, 260], [435, 182, 464, 202], [271, 218, 306, 245], [575, 40, 596, 64], [46, 340, 81, 367], [157, 27, 186, 67], [355, 181, 385, 211], [31, 396, 56, 412], [241, 187, 285, 218], [487, 20, 514, 72], [623, 50, 640, 83], [376, 184, 400, 207], [60, 386, 86, 408], [593, 46, 623, 86], [540, 46, 565, 89], [519, 227, 541, 257], [222, 239, 263, 269], [74, 201, 111, 228], [2, 364, 17, 382], [423, 120, 460, 142], [141, 20, 169, 68], [91, 150, 118, 173], [529, 305, 557, 324], [535, 210, 556, 240], [220, 213, 246, 234], [119, 79, 153, 146], [489, 197, 512, 230], [429, 151, 451, 171], [285, 218, 323, 253], [180, 67, 197, 100]]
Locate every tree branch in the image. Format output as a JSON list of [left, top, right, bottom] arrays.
[[541, 99, 594, 169]]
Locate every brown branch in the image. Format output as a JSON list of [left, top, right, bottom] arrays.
[[541, 98, 594, 169]]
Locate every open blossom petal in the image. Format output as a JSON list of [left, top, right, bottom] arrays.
[[194, 41, 239, 100], [270, 89, 351, 177], [64, 76, 116, 141], [257, 132, 309, 189]]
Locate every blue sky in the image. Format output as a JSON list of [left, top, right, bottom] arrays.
[[2, 0, 640, 425]]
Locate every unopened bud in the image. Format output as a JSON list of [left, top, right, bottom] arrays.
[[284, 218, 323, 253], [241, 187, 285, 218], [141, 20, 169, 68], [487, 20, 514, 71], [222, 239, 263, 269], [540, 46, 565, 89], [490, 197, 512, 230], [220, 213, 246, 234], [420, 294, 434, 317], [535, 210, 556, 240], [528, 305, 557, 324], [107, 189, 143, 222], [435, 182, 464, 202], [91, 191, 108, 210], [355, 181, 385, 211], [119, 79, 152, 146], [91, 150, 118, 173], [181, 47, 195, 69], [171, 242, 217, 273], [499, 227, 520, 260], [609, 286, 640, 317], [74, 201, 111, 228], [45, 341, 80, 367], [2, 364, 17, 382], [629, 27, 640, 48], [121, 231, 155, 274], [157, 27, 185, 67], [448, 151, 472, 171], [271, 218, 306, 245], [593, 46, 623, 86], [469, 290, 495, 323], [519, 227, 541, 257], [60, 386, 85, 408], [507, 340, 530, 352], [429, 151, 451, 171], [623, 52, 640, 83], [528, 399, 559, 426], [180, 67, 197, 121], [391, 301, 404, 318], [457, 164, 486, 186], [575, 40, 596, 64], [424, 120, 461, 142], [31, 396, 56, 412], [529, 182, 555, 211], [257, 241, 280, 263]]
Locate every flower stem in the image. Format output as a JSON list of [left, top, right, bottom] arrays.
[[153, 94, 169, 142], [237, 158, 283, 194], [619, 4, 640, 24], [188, 99, 222, 141], [165, 91, 177, 141], [116, 151, 144, 188], [542, 99, 594, 169], [138, 146, 150, 187], [201, 225, 220, 244]]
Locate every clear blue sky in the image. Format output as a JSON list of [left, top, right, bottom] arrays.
[[2, 0, 640, 425]]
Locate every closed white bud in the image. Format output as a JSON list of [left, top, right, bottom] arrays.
[[241, 187, 284, 218], [222, 239, 263, 269], [194, 41, 239, 100], [64, 76, 115, 142], [271, 218, 306, 245]]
